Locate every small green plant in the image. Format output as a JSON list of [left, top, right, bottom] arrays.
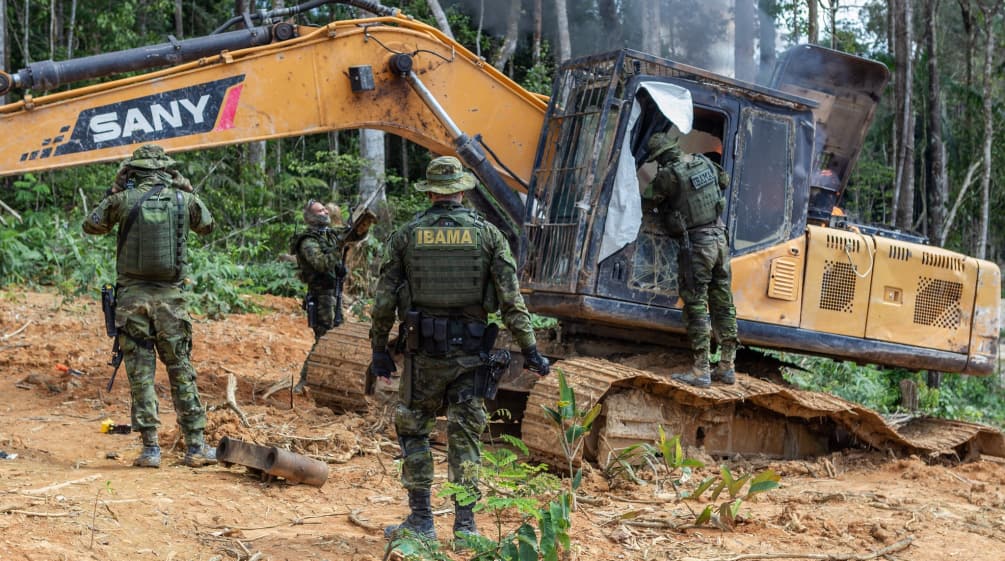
[[540, 368, 602, 511], [602, 426, 781, 530], [689, 465, 781, 529], [390, 370, 596, 561]]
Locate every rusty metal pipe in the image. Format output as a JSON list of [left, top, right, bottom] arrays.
[[217, 436, 271, 471], [217, 436, 329, 487], [264, 447, 329, 487]]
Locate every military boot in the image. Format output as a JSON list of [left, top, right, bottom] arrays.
[[384, 488, 437, 541], [183, 439, 218, 467], [453, 501, 479, 537], [133, 430, 161, 468], [671, 351, 712, 388], [712, 341, 737, 385]]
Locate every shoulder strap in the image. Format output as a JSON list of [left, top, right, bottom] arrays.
[[116, 184, 166, 256]]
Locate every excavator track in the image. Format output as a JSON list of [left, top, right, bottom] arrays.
[[305, 329, 1005, 466], [521, 357, 1005, 469], [305, 320, 396, 412]]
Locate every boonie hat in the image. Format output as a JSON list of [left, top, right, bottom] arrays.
[[414, 156, 476, 194], [127, 144, 177, 170], [646, 132, 681, 162]]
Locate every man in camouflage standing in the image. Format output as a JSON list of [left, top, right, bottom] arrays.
[[369, 156, 550, 542], [290, 199, 371, 393], [83, 144, 217, 468], [646, 132, 739, 388]]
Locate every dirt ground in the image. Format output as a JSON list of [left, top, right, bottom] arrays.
[[2, 290, 1004, 561]]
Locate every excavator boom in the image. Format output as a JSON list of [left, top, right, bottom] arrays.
[[0, 15, 546, 196]]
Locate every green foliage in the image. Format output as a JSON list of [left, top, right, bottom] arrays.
[[765, 349, 1005, 430], [540, 369, 602, 510], [391, 410, 576, 560], [600, 426, 781, 530]]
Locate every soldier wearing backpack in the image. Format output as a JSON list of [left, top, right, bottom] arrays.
[[83, 144, 216, 469]]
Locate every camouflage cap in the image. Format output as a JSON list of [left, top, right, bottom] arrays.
[[414, 156, 476, 194], [126, 144, 177, 170], [646, 132, 681, 162]]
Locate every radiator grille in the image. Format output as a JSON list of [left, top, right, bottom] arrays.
[[914, 277, 962, 329], [888, 245, 911, 261], [819, 260, 856, 313], [921, 252, 965, 271], [826, 234, 859, 252]]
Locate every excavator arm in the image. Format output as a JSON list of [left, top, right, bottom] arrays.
[[0, 11, 546, 239]]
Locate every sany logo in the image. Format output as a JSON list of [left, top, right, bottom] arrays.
[[89, 97, 211, 143], [54, 75, 245, 156]]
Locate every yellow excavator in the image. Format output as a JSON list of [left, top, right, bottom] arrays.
[[1, 0, 1000, 463]]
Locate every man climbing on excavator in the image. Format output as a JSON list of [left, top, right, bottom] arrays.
[[645, 131, 739, 388]]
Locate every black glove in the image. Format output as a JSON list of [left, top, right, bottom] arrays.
[[334, 262, 348, 278], [370, 350, 397, 380], [522, 345, 550, 376]]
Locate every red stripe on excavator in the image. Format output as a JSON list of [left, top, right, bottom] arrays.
[[215, 83, 244, 130]]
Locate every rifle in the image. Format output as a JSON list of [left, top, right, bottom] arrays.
[[333, 245, 348, 327], [100, 284, 124, 391]]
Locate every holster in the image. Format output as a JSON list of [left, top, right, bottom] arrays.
[[303, 293, 318, 328], [474, 324, 507, 400], [399, 311, 421, 407]]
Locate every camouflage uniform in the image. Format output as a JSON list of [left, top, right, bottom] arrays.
[[83, 144, 216, 467], [292, 224, 346, 340], [369, 156, 547, 541], [647, 132, 739, 386], [291, 200, 370, 392]]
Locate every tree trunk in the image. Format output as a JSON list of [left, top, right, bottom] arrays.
[[328, 131, 340, 197], [599, 0, 622, 51], [427, 0, 455, 40], [533, 0, 542, 63], [892, 0, 915, 230], [807, 0, 819, 43], [555, 0, 571, 62], [359, 129, 385, 203], [23, 0, 30, 64], [757, 0, 777, 84], [174, 0, 183, 38], [494, 0, 521, 71], [924, 0, 948, 244], [642, 1, 660, 55], [49, 0, 55, 60], [958, 0, 974, 90], [974, 1, 999, 258], [735, 0, 756, 81], [66, 0, 76, 58]]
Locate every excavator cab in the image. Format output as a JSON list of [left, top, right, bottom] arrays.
[[522, 49, 816, 343], [519, 46, 999, 377]]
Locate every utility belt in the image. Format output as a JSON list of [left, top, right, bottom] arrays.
[[403, 309, 494, 356], [309, 273, 337, 290]]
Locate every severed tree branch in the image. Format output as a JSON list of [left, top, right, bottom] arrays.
[[226, 374, 250, 428], [694, 536, 913, 561]]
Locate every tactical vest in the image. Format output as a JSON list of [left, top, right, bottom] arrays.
[[291, 228, 338, 288], [117, 182, 187, 282], [660, 155, 723, 235], [404, 207, 489, 311]]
